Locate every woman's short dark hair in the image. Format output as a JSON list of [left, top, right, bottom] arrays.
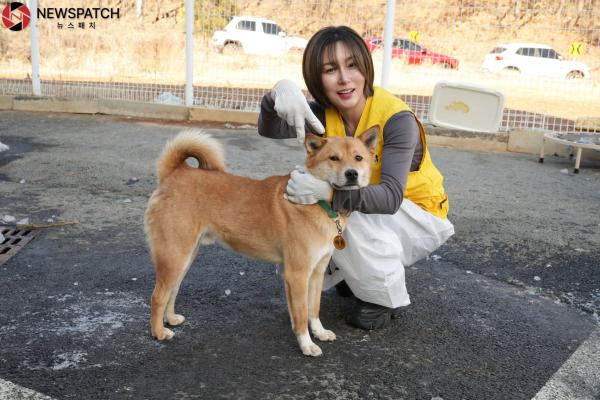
[[302, 26, 374, 108]]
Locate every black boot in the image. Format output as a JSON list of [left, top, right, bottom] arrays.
[[345, 298, 393, 330], [335, 280, 353, 297]]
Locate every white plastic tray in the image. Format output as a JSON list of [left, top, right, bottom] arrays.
[[428, 81, 505, 133]]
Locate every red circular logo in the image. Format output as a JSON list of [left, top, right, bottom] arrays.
[[2, 2, 31, 31]]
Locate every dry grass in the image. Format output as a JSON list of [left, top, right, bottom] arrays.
[[1, 0, 599, 119]]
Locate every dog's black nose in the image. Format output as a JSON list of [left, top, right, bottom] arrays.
[[345, 169, 358, 183]]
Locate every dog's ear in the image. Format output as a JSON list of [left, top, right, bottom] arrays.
[[304, 133, 327, 155], [359, 125, 379, 151]]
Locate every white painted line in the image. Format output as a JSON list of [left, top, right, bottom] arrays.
[[533, 328, 600, 400], [0, 378, 55, 400]]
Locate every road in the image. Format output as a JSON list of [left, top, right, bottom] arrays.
[[0, 110, 598, 399]]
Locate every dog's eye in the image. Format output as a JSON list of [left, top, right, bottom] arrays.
[[329, 155, 340, 161], [355, 155, 363, 161]]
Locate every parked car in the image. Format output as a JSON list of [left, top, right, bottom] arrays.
[[211, 16, 308, 56], [363, 37, 459, 69], [481, 43, 590, 79]]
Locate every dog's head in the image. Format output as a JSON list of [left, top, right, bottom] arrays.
[[304, 126, 379, 190]]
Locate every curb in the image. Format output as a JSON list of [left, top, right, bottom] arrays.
[[532, 328, 600, 400], [425, 125, 509, 153], [1, 94, 599, 161]]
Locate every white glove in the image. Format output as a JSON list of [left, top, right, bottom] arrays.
[[285, 166, 333, 205], [272, 80, 325, 144]]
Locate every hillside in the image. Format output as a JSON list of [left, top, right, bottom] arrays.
[[3, 0, 598, 65]]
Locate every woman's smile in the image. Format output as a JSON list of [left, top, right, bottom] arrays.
[[337, 88, 355, 101]]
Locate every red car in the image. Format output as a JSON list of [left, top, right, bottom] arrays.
[[364, 37, 459, 69]]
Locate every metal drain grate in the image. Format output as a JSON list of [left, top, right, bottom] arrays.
[[0, 227, 36, 266]]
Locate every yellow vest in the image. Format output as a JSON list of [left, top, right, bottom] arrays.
[[324, 87, 449, 219]]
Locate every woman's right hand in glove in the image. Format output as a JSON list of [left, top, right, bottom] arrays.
[[271, 79, 325, 144]]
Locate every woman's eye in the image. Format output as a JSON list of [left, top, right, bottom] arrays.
[[355, 155, 363, 161], [329, 155, 340, 161], [324, 67, 335, 74]]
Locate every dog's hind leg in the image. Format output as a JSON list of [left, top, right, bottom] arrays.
[[283, 260, 322, 356], [308, 255, 336, 342], [164, 262, 193, 327], [150, 232, 201, 341], [164, 236, 203, 327]]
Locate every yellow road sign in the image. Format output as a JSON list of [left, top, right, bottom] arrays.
[[569, 42, 584, 56], [409, 31, 420, 43]]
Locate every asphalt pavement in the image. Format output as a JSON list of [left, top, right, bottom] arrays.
[[0, 110, 599, 400]]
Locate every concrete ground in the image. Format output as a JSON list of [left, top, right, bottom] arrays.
[[0, 110, 599, 400]]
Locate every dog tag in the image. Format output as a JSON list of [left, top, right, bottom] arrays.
[[333, 235, 346, 250]]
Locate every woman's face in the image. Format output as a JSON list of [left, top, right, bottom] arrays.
[[321, 41, 366, 115]]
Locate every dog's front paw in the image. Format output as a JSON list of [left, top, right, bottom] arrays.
[[165, 314, 186, 326], [301, 343, 323, 357], [153, 327, 175, 341], [313, 329, 336, 342]]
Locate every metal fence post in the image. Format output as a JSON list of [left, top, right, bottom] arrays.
[[185, 0, 194, 107], [381, 0, 396, 89], [29, 0, 41, 95]]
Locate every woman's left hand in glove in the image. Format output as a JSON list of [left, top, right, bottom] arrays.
[[285, 166, 333, 205]]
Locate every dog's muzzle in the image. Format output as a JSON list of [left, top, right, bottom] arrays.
[[332, 169, 361, 190], [344, 169, 358, 185]]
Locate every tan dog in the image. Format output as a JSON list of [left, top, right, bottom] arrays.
[[144, 128, 377, 356]]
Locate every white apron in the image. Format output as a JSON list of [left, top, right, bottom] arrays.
[[323, 198, 455, 308]]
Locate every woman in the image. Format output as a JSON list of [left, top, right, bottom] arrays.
[[258, 26, 454, 330]]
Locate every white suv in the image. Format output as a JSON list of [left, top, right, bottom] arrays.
[[481, 43, 590, 79], [212, 16, 308, 56]]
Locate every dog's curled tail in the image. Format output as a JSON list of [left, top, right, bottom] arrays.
[[156, 129, 225, 182]]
